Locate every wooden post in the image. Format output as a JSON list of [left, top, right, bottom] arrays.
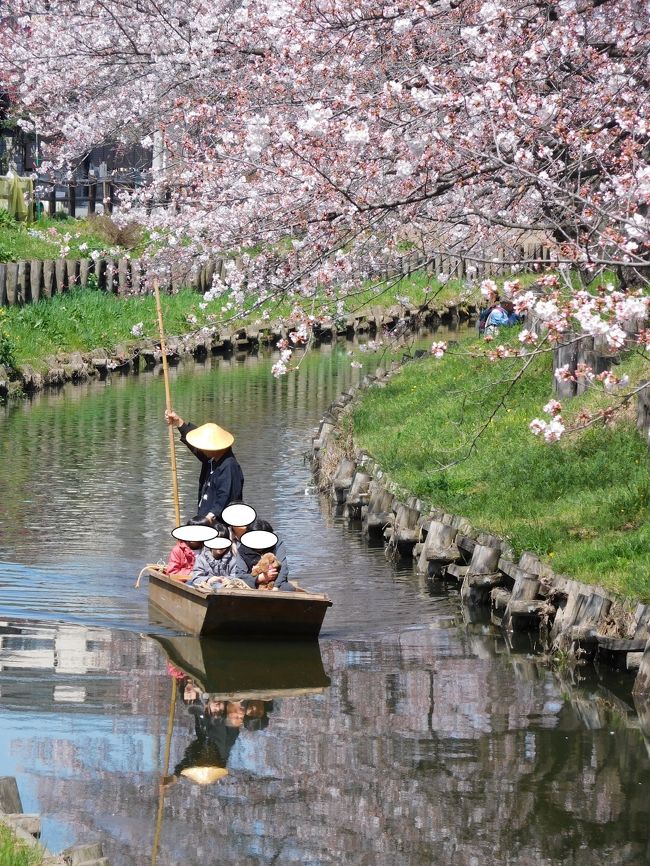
[[633, 639, 650, 697], [17, 261, 29, 304], [331, 458, 356, 504], [0, 263, 6, 306], [79, 259, 90, 289], [42, 260, 54, 298], [48, 184, 56, 216], [68, 183, 76, 218], [30, 260, 43, 303], [54, 258, 66, 295], [5, 263, 18, 305], [88, 180, 96, 216], [103, 181, 113, 214]]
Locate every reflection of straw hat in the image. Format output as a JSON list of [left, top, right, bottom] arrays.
[[186, 423, 234, 452], [241, 530, 278, 551], [172, 525, 218, 543], [221, 503, 256, 527], [180, 766, 229, 785], [204, 537, 232, 551]]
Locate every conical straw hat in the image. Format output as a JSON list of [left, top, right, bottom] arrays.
[[186, 423, 234, 451], [180, 766, 229, 785]]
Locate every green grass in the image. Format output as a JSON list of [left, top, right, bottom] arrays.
[[0, 823, 43, 866], [352, 329, 650, 600], [0, 267, 482, 372], [0, 212, 147, 262], [2, 287, 208, 368]]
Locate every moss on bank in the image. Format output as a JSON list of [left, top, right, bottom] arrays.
[[352, 331, 650, 601]]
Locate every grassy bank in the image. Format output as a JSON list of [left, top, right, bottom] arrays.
[[0, 270, 477, 372], [352, 331, 650, 601], [0, 823, 43, 866], [0, 212, 146, 263]]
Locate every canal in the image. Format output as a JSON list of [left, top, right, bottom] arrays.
[[0, 338, 649, 865]]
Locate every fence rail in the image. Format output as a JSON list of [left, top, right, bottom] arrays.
[[0, 243, 556, 308]]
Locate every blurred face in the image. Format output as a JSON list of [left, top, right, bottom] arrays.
[[226, 701, 245, 728], [210, 546, 227, 559], [202, 447, 227, 460], [188, 540, 203, 550], [207, 698, 225, 716], [183, 680, 200, 703], [245, 701, 265, 719]]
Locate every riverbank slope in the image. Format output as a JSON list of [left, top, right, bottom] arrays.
[[350, 330, 650, 601]]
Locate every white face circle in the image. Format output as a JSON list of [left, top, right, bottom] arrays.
[[221, 504, 257, 527], [240, 530, 278, 551], [204, 537, 232, 551], [171, 525, 219, 543]]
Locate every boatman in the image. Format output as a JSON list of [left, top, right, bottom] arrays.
[[164, 410, 244, 525]]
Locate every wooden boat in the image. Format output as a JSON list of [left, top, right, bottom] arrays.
[[146, 566, 332, 639], [151, 634, 331, 698]]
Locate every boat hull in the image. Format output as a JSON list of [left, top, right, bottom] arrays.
[[147, 569, 332, 639]]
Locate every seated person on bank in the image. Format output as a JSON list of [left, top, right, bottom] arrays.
[[483, 298, 521, 337], [188, 522, 239, 589], [235, 519, 293, 592], [166, 523, 220, 580]]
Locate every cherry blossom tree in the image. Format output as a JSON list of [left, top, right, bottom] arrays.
[[1, 0, 648, 426]]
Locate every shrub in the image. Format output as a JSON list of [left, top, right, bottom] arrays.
[[0, 208, 18, 229], [88, 215, 143, 250], [0, 308, 17, 369]]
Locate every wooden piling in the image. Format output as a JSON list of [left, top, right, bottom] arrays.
[[30, 260, 42, 303], [6, 263, 18, 305]]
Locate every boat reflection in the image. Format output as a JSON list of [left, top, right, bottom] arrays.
[[151, 634, 331, 698], [151, 636, 331, 794]]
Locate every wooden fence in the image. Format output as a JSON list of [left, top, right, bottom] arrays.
[[0, 243, 555, 308]]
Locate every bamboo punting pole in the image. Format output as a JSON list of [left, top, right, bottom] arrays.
[[151, 677, 178, 866], [154, 277, 181, 526]]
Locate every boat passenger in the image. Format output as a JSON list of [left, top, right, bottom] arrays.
[[189, 523, 239, 589], [164, 410, 244, 525], [166, 523, 218, 580], [235, 520, 293, 592], [221, 502, 257, 552]]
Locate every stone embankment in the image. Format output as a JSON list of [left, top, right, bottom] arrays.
[[0, 776, 109, 865], [311, 356, 650, 702], [0, 297, 471, 401]]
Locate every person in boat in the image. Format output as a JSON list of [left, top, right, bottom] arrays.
[[221, 502, 257, 551], [164, 410, 244, 524], [235, 520, 293, 592], [188, 522, 239, 589], [165, 523, 219, 580], [164, 698, 237, 788]]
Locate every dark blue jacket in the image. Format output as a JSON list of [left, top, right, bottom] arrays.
[[178, 422, 244, 519], [234, 538, 293, 592]]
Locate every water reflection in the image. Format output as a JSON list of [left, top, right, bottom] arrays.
[[0, 620, 649, 864]]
